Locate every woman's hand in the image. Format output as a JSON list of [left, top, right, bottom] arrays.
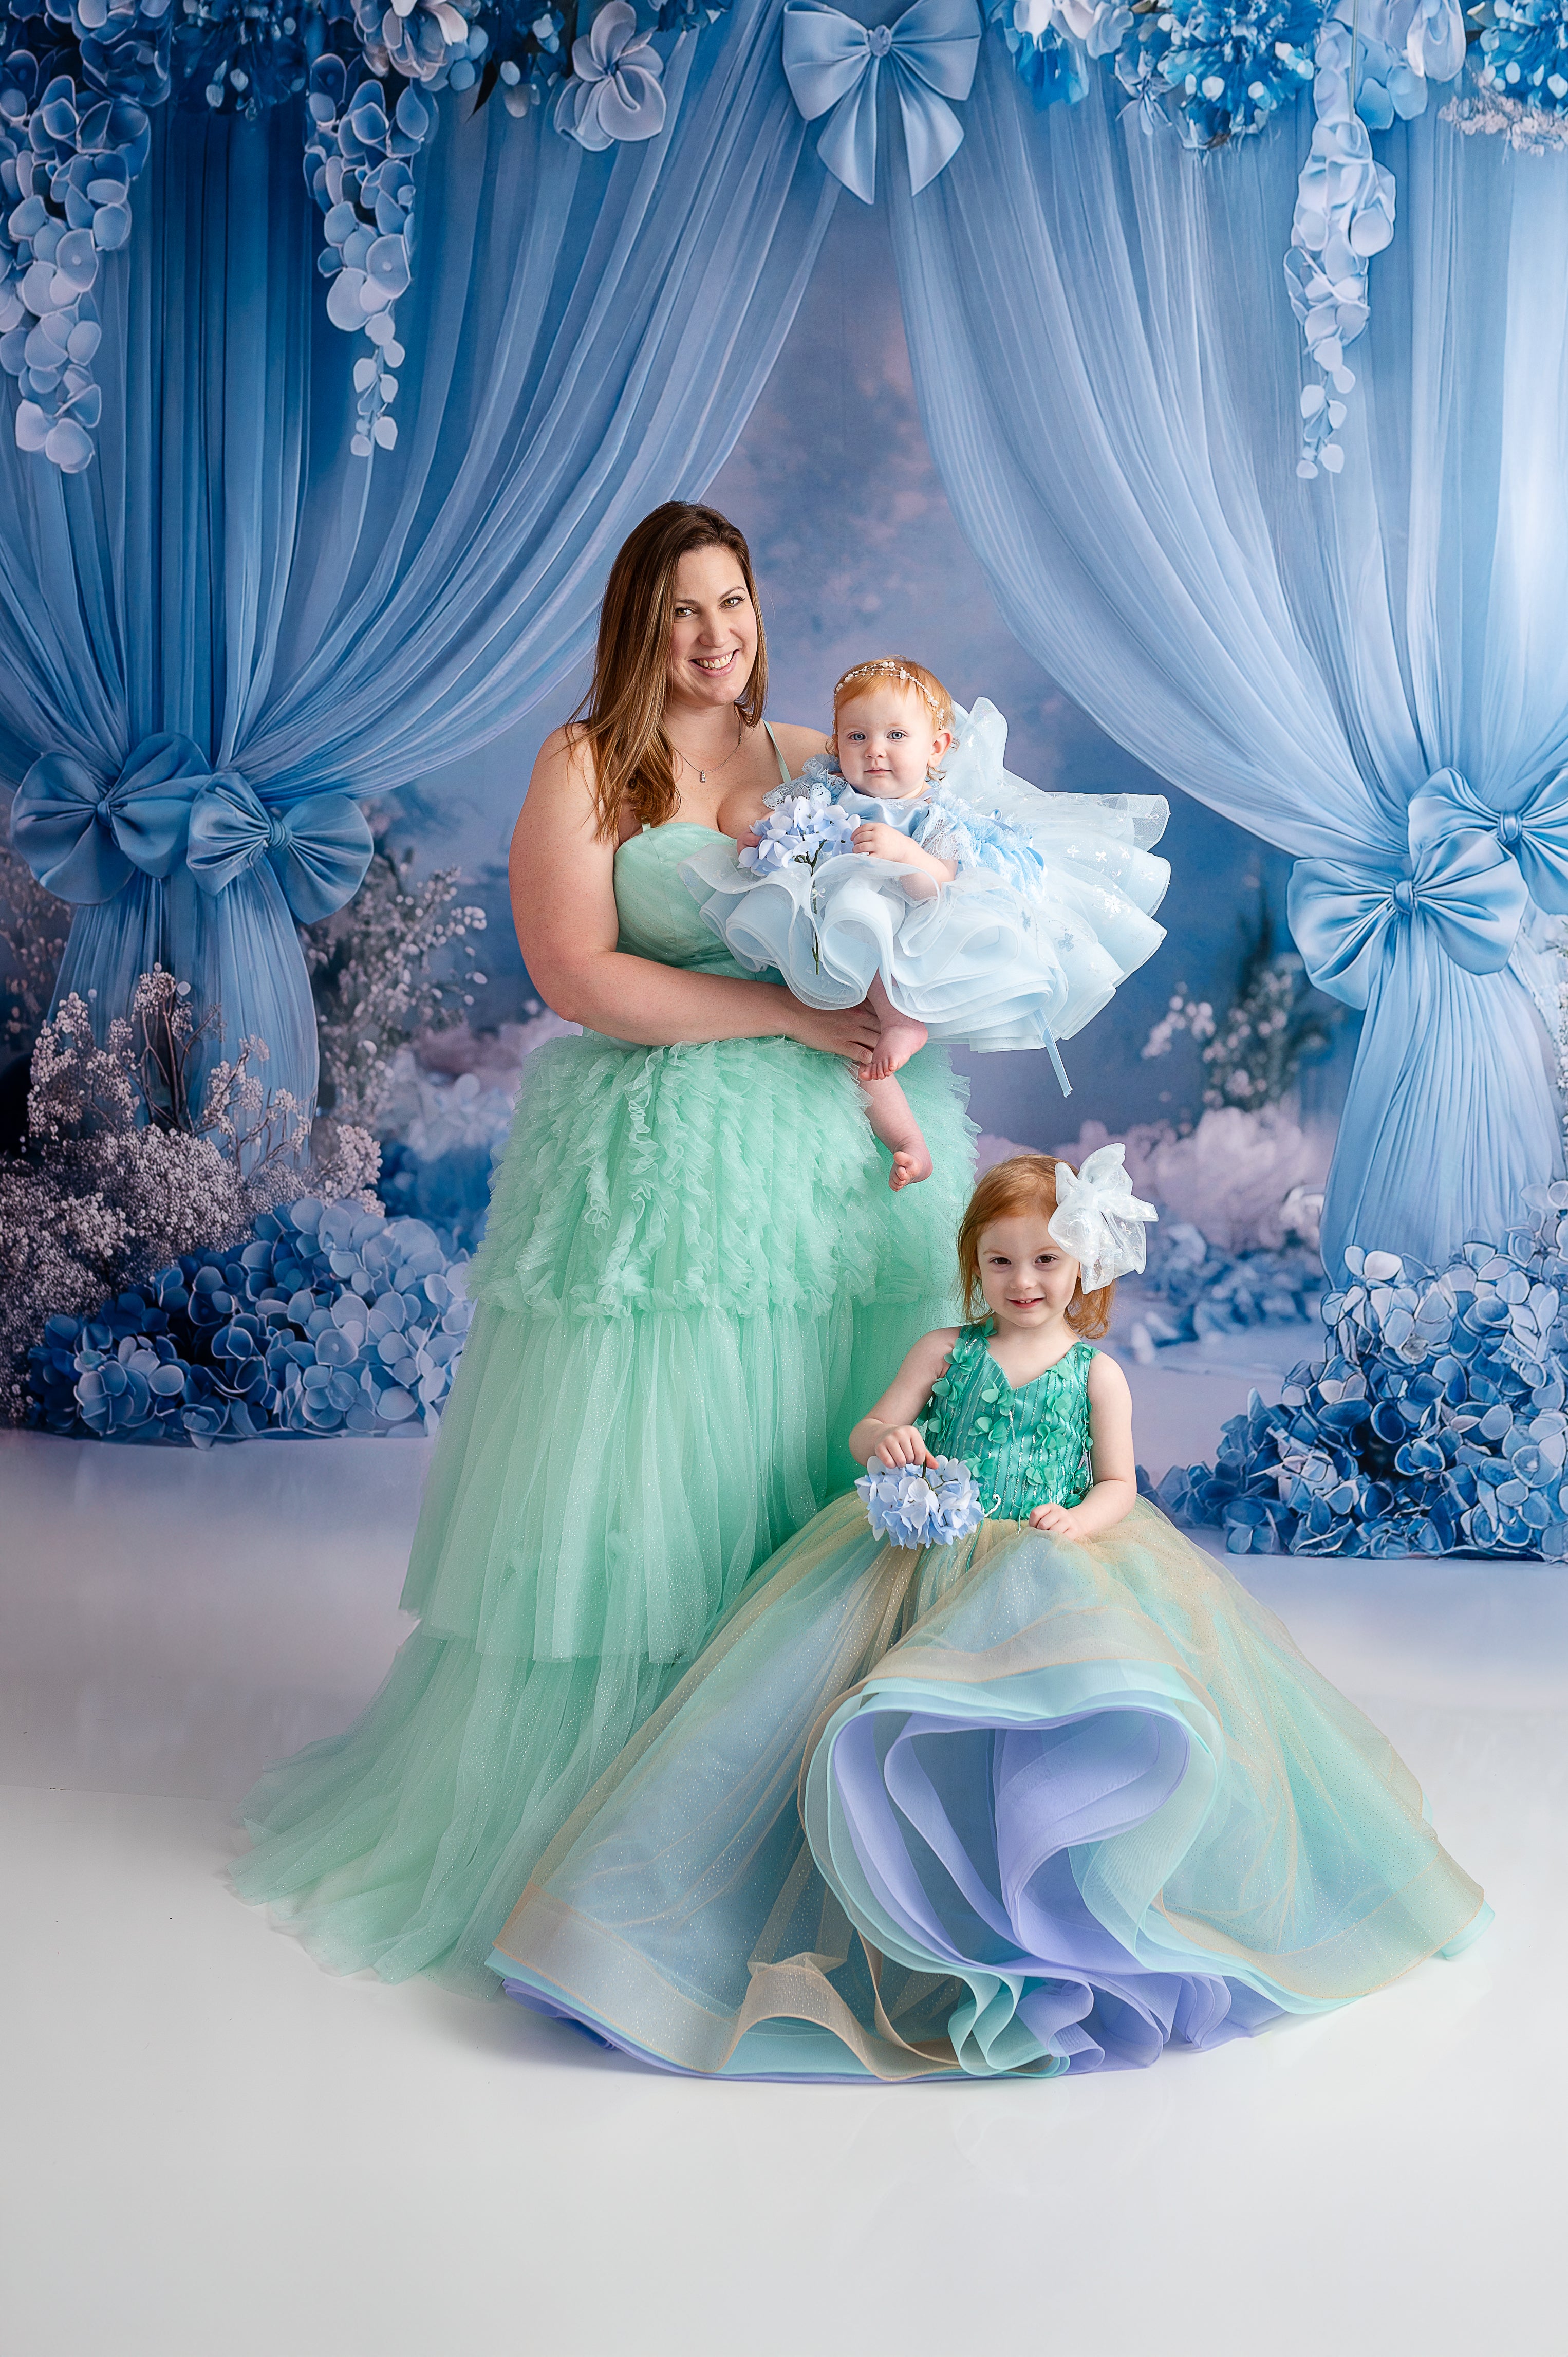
[[869, 1425, 934, 1470], [784, 998, 883, 1064]]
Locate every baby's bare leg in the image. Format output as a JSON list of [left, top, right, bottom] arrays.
[[865, 975, 928, 1081], [861, 1072, 932, 1191]]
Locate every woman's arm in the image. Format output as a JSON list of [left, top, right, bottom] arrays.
[[1028, 1349, 1137, 1539], [848, 1328, 959, 1468], [510, 727, 880, 1057]]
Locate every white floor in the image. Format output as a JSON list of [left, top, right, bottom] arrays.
[[2, 1340, 1563, 2357]]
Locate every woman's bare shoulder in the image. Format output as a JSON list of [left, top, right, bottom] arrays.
[[768, 719, 829, 771], [520, 722, 599, 817], [532, 719, 593, 781]]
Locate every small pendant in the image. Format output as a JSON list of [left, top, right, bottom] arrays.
[[698, 769, 706, 784]]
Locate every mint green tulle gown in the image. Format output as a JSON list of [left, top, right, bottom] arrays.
[[231, 814, 974, 1992]]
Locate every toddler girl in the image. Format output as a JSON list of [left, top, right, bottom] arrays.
[[494, 1146, 1488, 2080]]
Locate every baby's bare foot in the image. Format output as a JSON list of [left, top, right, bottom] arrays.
[[888, 1138, 934, 1191], [866, 1011, 929, 1081]]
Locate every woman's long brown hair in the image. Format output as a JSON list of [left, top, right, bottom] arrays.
[[575, 503, 770, 841]]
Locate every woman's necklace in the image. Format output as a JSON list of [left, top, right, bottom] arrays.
[[668, 710, 744, 787]]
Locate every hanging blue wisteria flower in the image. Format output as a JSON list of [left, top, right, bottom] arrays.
[[1465, 0, 1568, 136], [304, 55, 433, 456], [1125, 0, 1319, 150], [27, 1196, 474, 1445], [1284, 19, 1392, 478], [1156, 1191, 1568, 1558], [0, 58, 150, 472], [172, 0, 309, 117], [857, 1453, 985, 1548], [554, 0, 667, 149], [987, 0, 1092, 110]]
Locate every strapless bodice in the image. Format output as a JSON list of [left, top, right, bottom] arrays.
[[614, 823, 753, 978]]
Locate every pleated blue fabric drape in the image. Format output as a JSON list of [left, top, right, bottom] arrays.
[[0, 0, 837, 1115], [888, 60, 1568, 1276]]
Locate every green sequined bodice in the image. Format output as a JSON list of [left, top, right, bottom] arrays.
[[918, 1326, 1095, 1519]]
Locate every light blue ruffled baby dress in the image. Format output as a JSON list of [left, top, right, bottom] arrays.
[[679, 699, 1171, 1079]]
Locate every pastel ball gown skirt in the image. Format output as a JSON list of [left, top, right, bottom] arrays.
[[230, 1031, 973, 1993], [492, 1498, 1487, 2077]]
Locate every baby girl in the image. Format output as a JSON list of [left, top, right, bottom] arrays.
[[681, 656, 1171, 1190]]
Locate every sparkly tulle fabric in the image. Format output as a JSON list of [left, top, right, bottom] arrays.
[[494, 1349, 1487, 2078], [230, 824, 974, 1990]]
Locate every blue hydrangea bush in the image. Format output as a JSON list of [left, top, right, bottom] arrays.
[[1122, 1218, 1324, 1348], [1155, 1187, 1568, 1556], [27, 1195, 472, 1446]]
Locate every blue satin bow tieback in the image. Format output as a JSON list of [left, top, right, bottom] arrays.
[[10, 733, 374, 924], [185, 777, 375, 926], [782, 0, 982, 205], [1288, 767, 1541, 1009]]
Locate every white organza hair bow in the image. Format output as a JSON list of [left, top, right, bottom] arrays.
[[1048, 1144, 1158, 1291]]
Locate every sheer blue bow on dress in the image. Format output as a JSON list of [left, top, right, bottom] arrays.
[[0, 0, 839, 1115]]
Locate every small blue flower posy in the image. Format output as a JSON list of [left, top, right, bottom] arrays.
[[856, 1453, 985, 1548], [738, 786, 858, 877]]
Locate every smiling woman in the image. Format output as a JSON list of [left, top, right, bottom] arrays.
[[230, 504, 977, 1993]]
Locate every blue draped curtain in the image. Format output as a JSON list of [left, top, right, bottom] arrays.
[[1, 0, 837, 1115], [890, 61, 1568, 1276]]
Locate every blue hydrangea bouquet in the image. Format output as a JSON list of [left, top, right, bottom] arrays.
[[857, 1453, 984, 1549]]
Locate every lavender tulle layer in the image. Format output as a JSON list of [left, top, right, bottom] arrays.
[[229, 1033, 973, 1993], [493, 1496, 1488, 2078]]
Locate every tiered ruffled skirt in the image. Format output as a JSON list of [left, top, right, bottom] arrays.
[[231, 1033, 974, 1991]]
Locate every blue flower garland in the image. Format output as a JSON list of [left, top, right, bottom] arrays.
[[304, 56, 433, 454], [1155, 1191, 1568, 1558], [0, 0, 1561, 477], [0, 28, 151, 472], [26, 1195, 474, 1444]]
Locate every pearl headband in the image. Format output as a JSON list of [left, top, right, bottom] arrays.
[[833, 660, 952, 730]]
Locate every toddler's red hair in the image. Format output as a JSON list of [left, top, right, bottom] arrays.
[[957, 1154, 1115, 1339]]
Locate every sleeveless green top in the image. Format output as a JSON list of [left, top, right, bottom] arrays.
[[918, 1325, 1096, 1518]]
